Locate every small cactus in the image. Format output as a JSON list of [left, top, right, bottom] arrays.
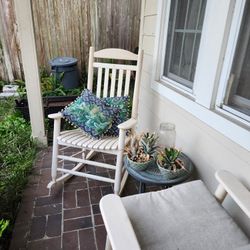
[[125, 132, 158, 163]]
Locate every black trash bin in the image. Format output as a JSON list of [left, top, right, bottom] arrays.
[[49, 57, 79, 89]]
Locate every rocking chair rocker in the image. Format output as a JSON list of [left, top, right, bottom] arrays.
[[47, 47, 143, 194]]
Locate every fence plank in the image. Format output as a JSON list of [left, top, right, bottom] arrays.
[[0, 0, 141, 82]]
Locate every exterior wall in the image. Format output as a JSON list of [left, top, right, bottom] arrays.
[[138, 0, 250, 236]]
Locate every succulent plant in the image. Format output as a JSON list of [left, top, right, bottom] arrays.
[[125, 132, 158, 163], [140, 132, 158, 157], [128, 134, 141, 161], [157, 147, 185, 171]]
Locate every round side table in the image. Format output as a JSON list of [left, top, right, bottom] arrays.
[[125, 153, 194, 193]]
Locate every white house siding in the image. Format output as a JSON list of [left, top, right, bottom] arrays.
[[138, 0, 250, 236]]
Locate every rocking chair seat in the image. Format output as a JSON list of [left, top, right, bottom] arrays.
[[58, 129, 130, 151]]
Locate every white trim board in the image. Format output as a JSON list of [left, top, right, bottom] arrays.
[[152, 81, 250, 151]]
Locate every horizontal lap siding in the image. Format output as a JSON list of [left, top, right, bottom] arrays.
[[0, 0, 141, 81], [138, 0, 250, 236]]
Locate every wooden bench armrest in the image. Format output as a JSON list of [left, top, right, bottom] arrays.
[[100, 194, 141, 250], [215, 170, 250, 218]]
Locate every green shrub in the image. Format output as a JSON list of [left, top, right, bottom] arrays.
[[0, 99, 38, 249], [0, 98, 15, 121], [0, 113, 37, 217]]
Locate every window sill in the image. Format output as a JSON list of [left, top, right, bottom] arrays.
[[151, 80, 250, 151]]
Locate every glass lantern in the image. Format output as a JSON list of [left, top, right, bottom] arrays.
[[158, 123, 176, 149]]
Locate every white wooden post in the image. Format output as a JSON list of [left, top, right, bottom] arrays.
[[14, 0, 47, 145]]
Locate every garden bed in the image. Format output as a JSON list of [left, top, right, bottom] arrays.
[[15, 95, 77, 143], [15, 95, 78, 121], [0, 98, 38, 250]]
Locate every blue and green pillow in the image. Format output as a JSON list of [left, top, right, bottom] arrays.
[[103, 96, 131, 136], [62, 89, 116, 138], [62, 89, 132, 138]]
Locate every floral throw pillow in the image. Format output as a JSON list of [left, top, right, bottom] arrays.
[[103, 96, 131, 136], [62, 90, 116, 138]]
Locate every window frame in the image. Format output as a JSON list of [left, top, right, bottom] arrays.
[[216, 0, 250, 122], [162, 0, 206, 89], [156, 0, 195, 96], [152, 0, 250, 151]]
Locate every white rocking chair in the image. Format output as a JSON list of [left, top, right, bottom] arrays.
[[47, 47, 143, 194]]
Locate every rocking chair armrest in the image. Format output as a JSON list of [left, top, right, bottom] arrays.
[[48, 112, 63, 120], [100, 194, 141, 250], [118, 118, 137, 130]]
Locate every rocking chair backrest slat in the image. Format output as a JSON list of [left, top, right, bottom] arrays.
[[87, 47, 143, 119], [110, 69, 116, 97], [117, 69, 123, 97], [103, 68, 109, 98], [96, 67, 102, 98], [124, 70, 131, 96]]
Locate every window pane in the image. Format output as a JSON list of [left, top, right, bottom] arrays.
[[163, 0, 207, 89], [175, 1, 188, 29], [227, 1, 250, 116], [169, 33, 183, 75], [198, 0, 206, 30], [187, 0, 201, 29], [190, 34, 201, 82], [180, 33, 195, 81]]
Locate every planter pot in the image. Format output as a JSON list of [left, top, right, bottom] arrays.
[[124, 155, 154, 171], [15, 96, 78, 121], [156, 160, 187, 180]]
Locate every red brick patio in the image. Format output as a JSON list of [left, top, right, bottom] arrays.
[[9, 147, 161, 250]]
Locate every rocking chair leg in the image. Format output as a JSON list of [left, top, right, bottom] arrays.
[[51, 142, 58, 183], [51, 118, 61, 184], [119, 170, 129, 195], [114, 129, 126, 195], [114, 151, 123, 195]]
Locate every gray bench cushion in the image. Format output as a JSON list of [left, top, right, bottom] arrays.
[[122, 180, 249, 250]]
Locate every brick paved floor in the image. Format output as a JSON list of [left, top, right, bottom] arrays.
[[9, 147, 162, 250]]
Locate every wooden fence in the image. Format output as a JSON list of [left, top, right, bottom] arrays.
[[0, 0, 141, 82]]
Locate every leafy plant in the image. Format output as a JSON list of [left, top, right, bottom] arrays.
[[141, 132, 158, 156], [15, 79, 26, 99], [40, 68, 84, 97], [157, 147, 185, 171], [0, 220, 9, 238], [0, 98, 15, 121], [15, 67, 84, 99], [41, 72, 66, 96], [125, 133, 158, 163], [0, 80, 6, 91]]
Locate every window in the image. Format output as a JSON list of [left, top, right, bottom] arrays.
[[153, 0, 250, 150], [223, 1, 250, 120], [163, 0, 207, 89]]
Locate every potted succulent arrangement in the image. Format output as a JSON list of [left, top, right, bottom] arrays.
[[156, 147, 188, 179], [125, 132, 158, 171]]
